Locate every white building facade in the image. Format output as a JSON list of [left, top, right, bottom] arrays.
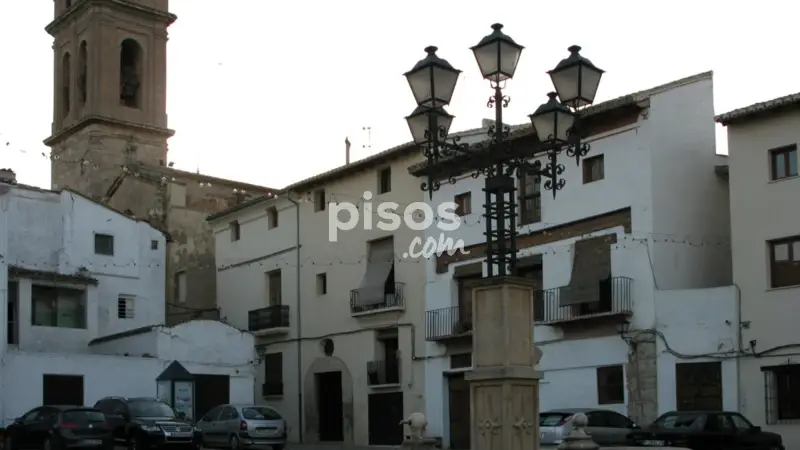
[[0, 176, 256, 426], [418, 72, 737, 449], [716, 94, 800, 448]]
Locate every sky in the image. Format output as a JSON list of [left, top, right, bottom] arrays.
[[1, 1, 798, 190]]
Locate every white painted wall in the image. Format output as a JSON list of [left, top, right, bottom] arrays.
[[422, 73, 735, 443], [724, 108, 800, 447]]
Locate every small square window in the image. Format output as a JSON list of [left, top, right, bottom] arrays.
[[378, 168, 391, 194], [230, 221, 241, 241], [454, 193, 471, 216], [267, 207, 279, 229], [117, 296, 134, 319], [317, 273, 327, 295], [583, 155, 604, 184], [150, 240, 158, 250], [314, 189, 326, 212], [770, 145, 798, 181], [94, 234, 114, 255]]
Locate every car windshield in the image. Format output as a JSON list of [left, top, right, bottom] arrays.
[[63, 410, 105, 424], [655, 413, 707, 430], [242, 407, 282, 420], [540, 413, 572, 426], [129, 400, 176, 418]]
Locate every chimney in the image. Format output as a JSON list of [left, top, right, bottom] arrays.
[[0, 168, 17, 185], [345, 137, 351, 165]]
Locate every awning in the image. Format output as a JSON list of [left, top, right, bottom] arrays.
[[560, 236, 614, 306], [357, 238, 395, 305]]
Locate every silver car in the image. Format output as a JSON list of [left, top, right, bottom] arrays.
[[539, 408, 640, 446], [195, 404, 286, 450]]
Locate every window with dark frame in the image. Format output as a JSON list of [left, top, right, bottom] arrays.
[[43, 374, 84, 406], [454, 193, 472, 217], [763, 365, 800, 424], [267, 207, 279, 229], [263, 353, 284, 396], [583, 155, 605, 184], [317, 273, 327, 295], [314, 189, 326, 212], [31, 286, 86, 329], [268, 270, 282, 306], [150, 240, 158, 250], [94, 233, 114, 255], [117, 296, 134, 319], [378, 168, 392, 194], [230, 221, 241, 241], [770, 145, 798, 181], [519, 172, 541, 225], [769, 236, 800, 288], [675, 361, 722, 411], [596, 365, 624, 404]]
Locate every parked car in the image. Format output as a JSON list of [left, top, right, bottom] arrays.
[[627, 410, 783, 450], [194, 404, 286, 450], [3, 405, 112, 450], [93, 396, 200, 450], [539, 408, 639, 446]]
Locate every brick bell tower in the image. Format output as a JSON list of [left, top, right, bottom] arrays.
[[44, 0, 176, 218]]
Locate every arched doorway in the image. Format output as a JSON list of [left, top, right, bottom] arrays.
[[303, 356, 354, 444]]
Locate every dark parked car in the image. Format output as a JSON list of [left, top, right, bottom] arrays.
[[3, 405, 112, 450], [628, 411, 784, 450], [93, 397, 200, 450]]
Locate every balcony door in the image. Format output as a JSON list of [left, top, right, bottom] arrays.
[[267, 270, 281, 306]]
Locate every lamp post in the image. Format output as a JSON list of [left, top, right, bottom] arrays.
[[404, 24, 604, 278]]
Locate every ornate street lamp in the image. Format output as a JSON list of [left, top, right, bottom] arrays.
[[403, 24, 604, 277]]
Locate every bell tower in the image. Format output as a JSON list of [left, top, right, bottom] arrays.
[[45, 0, 176, 213]]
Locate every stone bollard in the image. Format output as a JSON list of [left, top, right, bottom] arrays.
[[558, 413, 599, 450], [399, 413, 441, 449]]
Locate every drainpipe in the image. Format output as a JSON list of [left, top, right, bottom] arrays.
[[287, 194, 302, 442]]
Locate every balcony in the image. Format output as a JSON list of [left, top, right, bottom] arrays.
[[367, 359, 401, 387], [425, 305, 473, 342], [262, 381, 283, 397], [350, 282, 405, 317], [534, 277, 633, 326], [248, 305, 290, 336]]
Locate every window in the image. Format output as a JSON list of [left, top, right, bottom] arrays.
[[378, 168, 392, 194], [199, 406, 222, 422], [454, 193, 471, 216], [150, 240, 158, 250], [519, 266, 543, 320], [653, 413, 707, 430], [769, 236, 800, 288], [314, 189, 326, 212], [763, 365, 800, 424], [61, 53, 71, 118], [583, 154, 605, 184], [94, 233, 114, 255], [43, 374, 83, 406], [770, 145, 798, 181], [676, 361, 722, 411], [596, 365, 624, 404], [263, 353, 284, 396], [519, 172, 541, 225], [456, 274, 481, 325], [267, 207, 279, 229], [7, 281, 18, 345], [267, 270, 282, 306], [117, 296, 135, 319], [317, 273, 327, 295], [175, 271, 187, 304], [242, 407, 282, 420], [78, 41, 87, 106], [31, 286, 86, 329], [603, 411, 634, 428], [119, 39, 142, 108], [219, 407, 239, 420], [230, 221, 241, 241]]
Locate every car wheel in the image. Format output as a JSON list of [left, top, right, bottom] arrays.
[[229, 435, 239, 450]]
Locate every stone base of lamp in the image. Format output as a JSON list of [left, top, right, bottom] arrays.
[[466, 276, 541, 450]]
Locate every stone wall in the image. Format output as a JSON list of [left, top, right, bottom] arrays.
[[626, 333, 658, 425]]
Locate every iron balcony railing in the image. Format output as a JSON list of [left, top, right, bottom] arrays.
[[425, 305, 473, 341], [262, 381, 283, 396], [533, 276, 633, 324], [350, 282, 405, 315], [248, 305, 290, 332], [367, 359, 401, 386]]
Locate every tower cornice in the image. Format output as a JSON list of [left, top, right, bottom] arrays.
[[46, 0, 177, 36]]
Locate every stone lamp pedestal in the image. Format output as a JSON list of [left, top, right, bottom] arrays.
[[466, 277, 541, 450]]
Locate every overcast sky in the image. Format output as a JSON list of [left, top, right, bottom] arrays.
[[1, 0, 797, 189]]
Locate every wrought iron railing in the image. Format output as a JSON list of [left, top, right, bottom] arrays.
[[350, 282, 405, 314], [248, 305, 290, 331], [533, 277, 633, 324], [366, 359, 401, 386], [262, 381, 283, 396], [425, 305, 473, 341]]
